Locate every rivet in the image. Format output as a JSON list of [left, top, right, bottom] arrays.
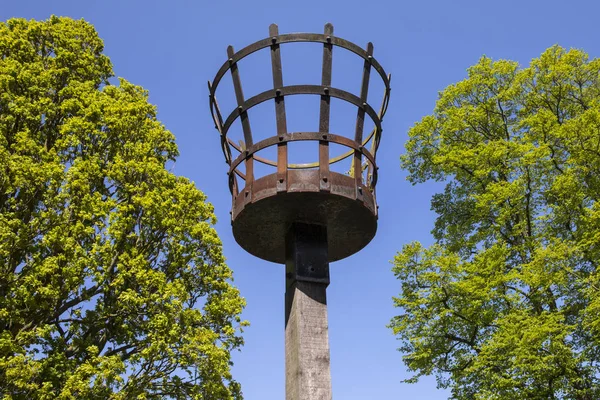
[[279, 136, 284, 141], [229, 58, 234, 63], [272, 36, 277, 43], [323, 87, 329, 94], [238, 106, 243, 112], [362, 102, 367, 108], [326, 36, 331, 42], [276, 88, 281, 96], [279, 178, 284, 183], [367, 55, 373, 60], [322, 134, 328, 139]]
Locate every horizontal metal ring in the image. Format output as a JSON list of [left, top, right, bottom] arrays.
[[220, 85, 382, 137], [209, 83, 390, 155], [228, 132, 378, 188], [209, 33, 390, 93], [226, 126, 377, 169]]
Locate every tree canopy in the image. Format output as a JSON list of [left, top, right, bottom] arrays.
[[391, 46, 600, 399], [0, 16, 246, 399]]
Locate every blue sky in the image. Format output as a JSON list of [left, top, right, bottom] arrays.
[[2, 0, 599, 398]]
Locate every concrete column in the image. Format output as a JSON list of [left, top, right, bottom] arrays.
[[285, 223, 332, 400]]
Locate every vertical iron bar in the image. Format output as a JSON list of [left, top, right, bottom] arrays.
[[208, 80, 239, 198], [319, 23, 333, 192], [228, 45, 254, 203], [269, 24, 289, 193], [353, 42, 373, 200]]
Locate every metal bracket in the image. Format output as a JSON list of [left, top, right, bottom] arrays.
[[285, 223, 330, 287]]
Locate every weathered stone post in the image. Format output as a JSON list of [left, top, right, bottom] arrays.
[[285, 223, 331, 399]]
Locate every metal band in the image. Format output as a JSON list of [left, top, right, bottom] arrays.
[[210, 33, 390, 93], [220, 85, 382, 138], [226, 131, 374, 169], [228, 132, 378, 191]]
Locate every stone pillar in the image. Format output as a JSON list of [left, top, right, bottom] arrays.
[[285, 223, 332, 400]]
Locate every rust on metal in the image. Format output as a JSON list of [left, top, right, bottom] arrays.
[[269, 24, 289, 194], [318, 23, 333, 193], [354, 42, 373, 202], [208, 24, 391, 263]]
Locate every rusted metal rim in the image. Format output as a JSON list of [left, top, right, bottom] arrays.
[[231, 179, 378, 263], [209, 33, 391, 92], [228, 132, 378, 187]]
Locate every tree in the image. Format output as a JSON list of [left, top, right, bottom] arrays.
[[0, 16, 246, 399], [390, 46, 600, 399]]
